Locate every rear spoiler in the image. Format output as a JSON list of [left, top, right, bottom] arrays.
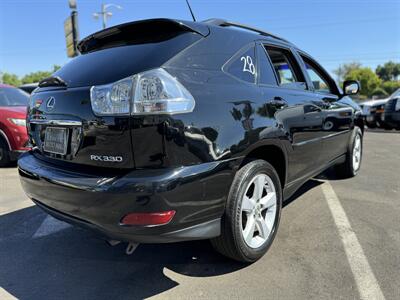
[[77, 18, 209, 54]]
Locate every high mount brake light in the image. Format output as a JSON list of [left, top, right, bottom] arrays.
[[90, 68, 195, 116]]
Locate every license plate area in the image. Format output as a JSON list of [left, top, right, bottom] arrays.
[[44, 127, 68, 155]]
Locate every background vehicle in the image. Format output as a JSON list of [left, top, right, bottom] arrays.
[[19, 83, 38, 94], [383, 89, 400, 129], [0, 84, 30, 166], [359, 98, 389, 128], [18, 18, 363, 262]]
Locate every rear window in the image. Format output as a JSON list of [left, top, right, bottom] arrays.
[[53, 32, 201, 88], [224, 44, 257, 84], [0, 87, 29, 106]]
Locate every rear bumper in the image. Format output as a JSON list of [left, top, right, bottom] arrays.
[[18, 152, 238, 243]]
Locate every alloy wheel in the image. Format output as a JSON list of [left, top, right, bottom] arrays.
[[352, 134, 362, 171], [240, 173, 277, 249]]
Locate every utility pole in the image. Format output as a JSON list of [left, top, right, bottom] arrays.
[[93, 3, 122, 29], [64, 0, 80, 57]]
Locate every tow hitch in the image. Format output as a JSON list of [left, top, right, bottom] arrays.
[[125, 242, 139, 255], [106, 240, 139, 255]]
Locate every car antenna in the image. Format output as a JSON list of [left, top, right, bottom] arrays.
[[185, 0, 196, 22]]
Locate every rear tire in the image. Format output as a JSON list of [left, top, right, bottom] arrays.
[[0, 138, 11, 167], [211, 160, 282, 263], [366, 121, 376, 129], [335, 126, 363, 178], [382, 123, 393, 130]]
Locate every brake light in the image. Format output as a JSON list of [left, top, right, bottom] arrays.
[[120, 210, 176, 226], [90, 68, 195, 116]]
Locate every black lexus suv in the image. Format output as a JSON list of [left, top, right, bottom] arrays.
[[18, 18, 364, 262]]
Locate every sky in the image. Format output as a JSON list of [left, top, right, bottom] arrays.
[[0, 0, 399, 79]]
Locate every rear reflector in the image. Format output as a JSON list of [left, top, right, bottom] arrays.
[[121, 210, 176, 226]]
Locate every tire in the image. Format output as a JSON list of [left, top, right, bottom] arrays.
[[323, 118, 335, 131], [0, 138, 11, 167], [382, 123, 393, 130], [211, 159, 282, 263], [366, 121, 376, 129], [335, 126, 363, 178]]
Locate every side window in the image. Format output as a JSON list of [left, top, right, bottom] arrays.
[[304, 104, 321, 114], [301, 56, 334, 94], [225, 45, 256, 83], [264, 46, 306, 90], [0, 91, 8, 106], [257, 44, 278, 86]]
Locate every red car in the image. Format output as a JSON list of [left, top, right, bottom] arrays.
[[0, 84, 30, 166]]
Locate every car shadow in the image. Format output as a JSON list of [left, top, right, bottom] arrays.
[[0, 206, 245, 300], [0, 161, 18, 168], [0, 176, 325, 299], [283, 178, 324, 208]]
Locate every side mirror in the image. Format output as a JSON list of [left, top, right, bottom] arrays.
[[343, 80, 360, 96]]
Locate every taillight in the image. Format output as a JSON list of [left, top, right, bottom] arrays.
[[90, 77, 132, 116], [120, 210, 176, 226], [90, 68, 195, 116]]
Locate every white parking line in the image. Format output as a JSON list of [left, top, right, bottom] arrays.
[[0, 287, 17, 300], [321, 182, 385, 300]]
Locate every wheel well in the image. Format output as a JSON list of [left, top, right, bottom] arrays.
[[242, 145, 286, 187], [0, 129, 11, 150], [354, 118, 365, 134]]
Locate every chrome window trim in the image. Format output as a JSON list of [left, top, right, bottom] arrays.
[[29, 119, 82, 126]]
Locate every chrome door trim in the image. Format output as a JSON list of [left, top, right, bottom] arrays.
[[29, 119, 82, 126]]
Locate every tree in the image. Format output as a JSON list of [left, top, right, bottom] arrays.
[[21, 71, 52, 84], [333, 62, 362, 82], [371, 87, 388, 98], [382, 81, 400, 95], [376, 61, 400, 81], [52, 65, 61, 72], [21, 65, 61, 84], [345, 67, 381, 97], [1, 72, 21, 86]]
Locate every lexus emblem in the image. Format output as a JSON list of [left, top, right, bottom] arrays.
[[46, 97, 56, 110]]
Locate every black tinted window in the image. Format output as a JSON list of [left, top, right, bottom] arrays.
[[0, 87, 29, 106], [304, 104, 321, 114], [264, 46, 306, 90], [54, 32, 200, 88], [257, 44, 277, 86], [226, 45, 256, 83], [301, 55, 333, 94]]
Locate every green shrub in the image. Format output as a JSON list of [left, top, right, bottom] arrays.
[[371, 87, 388, 98], [381, 81, 400, 95]]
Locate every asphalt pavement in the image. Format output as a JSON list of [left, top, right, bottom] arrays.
[[0, 130, 399, 300]]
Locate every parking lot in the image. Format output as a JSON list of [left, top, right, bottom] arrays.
[[0, 130, 399, 300]]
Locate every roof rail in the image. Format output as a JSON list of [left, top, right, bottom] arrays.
[[202, 18, 289, 43]]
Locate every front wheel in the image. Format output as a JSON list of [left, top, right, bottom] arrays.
[[0, 139, 11, 167], [211, 160, 282, 263], [365, 121, 376, 129], [335, 126, 363, 178]]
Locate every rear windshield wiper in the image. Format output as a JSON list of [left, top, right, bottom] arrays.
[[38, 76, 67, 88]]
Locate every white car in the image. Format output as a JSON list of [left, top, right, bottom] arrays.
[[359, 98, 390, 128]]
